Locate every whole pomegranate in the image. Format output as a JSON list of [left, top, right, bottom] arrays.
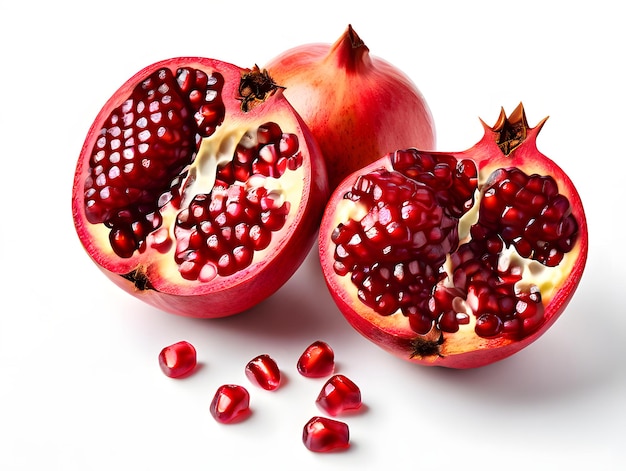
[[265, 25, 436, 191], [319, 104, 588, 368], [72, 58, 328, 318]]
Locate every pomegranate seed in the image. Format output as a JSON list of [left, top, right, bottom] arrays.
[[210, 384, 251, 424], [302, 416, 350, 453], [158, 341, 197, 378], [297, 341, 335, 378], [245, 354, 281, 391], [316, 374, 362, 416]]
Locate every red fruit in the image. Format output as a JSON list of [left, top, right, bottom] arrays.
[[265, 25, 435, 191], [297, 341, 335, 378], [319, 104, 588, 369], [316, 374, 362, 416], [158, 340, 197, 378], [302, 416, 350, 453], [72, 59, 328, 318], [245, 354, 281, 391], [210, 384, 251, 424]]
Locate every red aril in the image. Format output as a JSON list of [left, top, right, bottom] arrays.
[[72, 58, 328, 318], [210, 384, 251, 424], [319, 104, 588, 369], [297, 341, 335, 378], [245, 354, 281, 391], [158, 340, 197, 378], [265, 25, 435, 191], [302, 416, 350, 453], [316, 374, 362, 416]]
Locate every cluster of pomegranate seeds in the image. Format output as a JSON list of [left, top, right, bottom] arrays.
[[296, 340, 335, 378], [332, 168, 459, 317], [302, 416, 350, 453], [209, 384, 251, 424], [173, 183, 290, 280], [158, 341, 197, 378], [390, 149, 478, 218], [83, 67, 226, 258], [215, 122, 303, 184], [245, 354, 281, 391], [477, 167, 579, 267], [332, 147, 580, 340], [316, 374, 362, 416]]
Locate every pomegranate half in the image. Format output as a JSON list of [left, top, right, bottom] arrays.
[[72, 58, 328, 317], [319, 104, 588, 368], [265, 25, 436, 191]]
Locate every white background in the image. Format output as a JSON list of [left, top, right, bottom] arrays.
[[1, 1, 624, 469]]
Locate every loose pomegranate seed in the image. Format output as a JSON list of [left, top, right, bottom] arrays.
[[297, 341, 335, 378], [209, 384, 251, 424], [316, 374, 362, 416], [158, 341, 197, 378], [302, 416, 350, 453], [245, 354, 281, 391]]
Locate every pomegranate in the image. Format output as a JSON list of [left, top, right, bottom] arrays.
[[319, 104, 588, 369], [265, 25, 435, 191], [72, 58, 328, 317]]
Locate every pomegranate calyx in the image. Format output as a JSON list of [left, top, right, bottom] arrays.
[[483, 102, 548, 157], [326, 24, 372, 72], [238, 65, 285, 112]]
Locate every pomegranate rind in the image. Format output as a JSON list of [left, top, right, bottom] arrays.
[[72, 57, 328, 318], [319, 105, 588, 369]]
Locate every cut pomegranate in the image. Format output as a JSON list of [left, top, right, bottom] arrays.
[[158, 341, 197, 378], [72, 59, 328, 318], [319, 104, 588, 368], [265, 25, 435, 191], [297, 341, 335, 378], [302, 416, 350, 453], [245, 354, 281, 391], [209, 384, 251, 424], [315, 374, 362, 416]]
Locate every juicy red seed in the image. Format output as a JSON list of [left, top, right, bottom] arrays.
[[302, 416, 350, 453], [316, 375, 362, 416], [158, 341, 197, 378], [210, 384, 251, 424], [245, 354, 281, 391], [475, 313, 503, 337], [297, 341, 335, 378]]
